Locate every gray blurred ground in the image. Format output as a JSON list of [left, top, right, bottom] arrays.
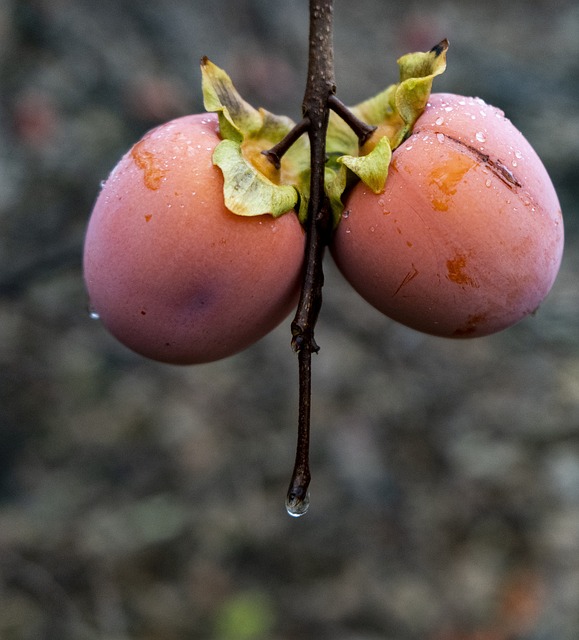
[[1, 1, 579, 638]]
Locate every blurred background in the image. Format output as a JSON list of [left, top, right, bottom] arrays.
[[1, 1, 579, 638]]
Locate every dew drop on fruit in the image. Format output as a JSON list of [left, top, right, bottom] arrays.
[[88, 304, 100, 320], [475, 131, 486, 143], [286, 491, 310, 517], [435, 116, 444, 125]]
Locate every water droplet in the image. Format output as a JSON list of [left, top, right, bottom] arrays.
[[88, 305, 100, 320], [475, 132, 486, 143], [342, 209, 350, 219], [515, 150, 523, 159], [286, 491, 310, 517], [444, 106, 454, 112], [370, 226, 375, 233], [435, 116, 444, 126], [485, 179, 492, 188], [99, 179, 106, 189], [345, 229, 351, 234], [436, 133, 445, 143], [512, 160, 518, 167]]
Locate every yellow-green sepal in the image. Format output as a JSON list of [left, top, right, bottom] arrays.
[[324, 109, 361, 226], [201, 57, 262, 143], [330, 39, 448, 215], [393, 38, 448, 146], [201, 58, 303, 217], [350, 39, 448, 151], [213, 140, 299, 217], [338, 136, 392, 194]]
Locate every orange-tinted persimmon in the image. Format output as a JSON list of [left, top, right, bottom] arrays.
[[332, 94, 563, 338], [84, 114, 304, 364]]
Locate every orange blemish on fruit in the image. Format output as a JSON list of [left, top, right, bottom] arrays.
[[131, 139, 166, 190], [453, 313, 487, 336], [446, 254, 478, 287], [144, 214, 152, 222], [428, 153, 475, 211]]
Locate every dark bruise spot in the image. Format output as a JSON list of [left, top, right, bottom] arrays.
[[443, 135, 522, 189]]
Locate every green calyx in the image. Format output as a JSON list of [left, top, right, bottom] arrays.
[[201, 58, 304, 218], [200, 40, 448, 225], [329, 39, 448, 204]]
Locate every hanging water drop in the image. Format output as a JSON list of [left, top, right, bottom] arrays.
[[286, 490, 310, 517], [475, 131, 486, 143]]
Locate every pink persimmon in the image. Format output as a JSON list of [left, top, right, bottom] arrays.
[[332, 93, 564, 337], [84, 113, 304, 364]]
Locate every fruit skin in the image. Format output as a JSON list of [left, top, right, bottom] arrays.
[[84, 113, 304, 364], [332, 93, 564, 338]]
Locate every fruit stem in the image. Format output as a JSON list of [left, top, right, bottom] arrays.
[[286, 0, 335, 516], [271, 0, 376, 515], [328, 94, 377, 146], [262, 117, 310, 170]]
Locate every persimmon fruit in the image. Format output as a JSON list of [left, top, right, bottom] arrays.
[[332, 93, 564, 338], [83, 113, 305, 364]]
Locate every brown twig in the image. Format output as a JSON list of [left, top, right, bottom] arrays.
[[262, 0, 372, 515], [284, 0, 335, 516]]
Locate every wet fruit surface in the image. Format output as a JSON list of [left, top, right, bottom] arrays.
[[84, 113, 305, 364], [332, 93, 564, 337]]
